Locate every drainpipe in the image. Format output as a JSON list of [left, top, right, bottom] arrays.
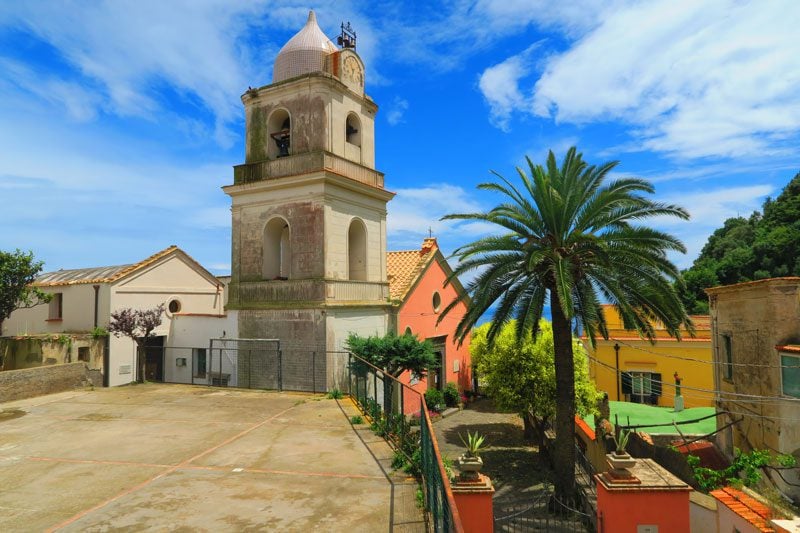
[[614, 343, 621, 401], [93, 285, 100, 328]]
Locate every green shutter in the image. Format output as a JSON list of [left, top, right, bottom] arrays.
[[621, 372, 632, 395]]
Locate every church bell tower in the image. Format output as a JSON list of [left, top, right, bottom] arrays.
[[223, 11, 394, 390]]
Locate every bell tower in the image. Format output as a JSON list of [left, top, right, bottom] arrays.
[[223, 11, 394, 390]]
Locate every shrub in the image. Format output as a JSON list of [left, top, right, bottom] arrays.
[[424, 388, 444, 411], [326, 389, 343, 399], [350, 415, 363, 425], [392, 450, 407, 470], [443, 382, 459, 407]]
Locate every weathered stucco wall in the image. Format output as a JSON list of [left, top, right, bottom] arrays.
[[245, 91, 328, 162], [0, 335, 105, 373], [236, 200, 325, 281], [0, 362, 93, 403], [707, 278, 800, 500]]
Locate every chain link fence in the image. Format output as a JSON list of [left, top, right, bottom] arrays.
[[153, 340, 331, 393]]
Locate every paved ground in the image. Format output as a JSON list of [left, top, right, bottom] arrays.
[[0, 384, 409, 532], [433, 399, 552, 507]]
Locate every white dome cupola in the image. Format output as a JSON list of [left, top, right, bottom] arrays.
[[272, 10, 338, 83]]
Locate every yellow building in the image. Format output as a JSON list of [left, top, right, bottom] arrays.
[[582, 305, 714, 408]]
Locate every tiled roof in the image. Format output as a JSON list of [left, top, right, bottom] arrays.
[[711, 487, 774, 532], [386, 238, 438, 302], [777, 345, 800, 354], [33, 246, 179, 287]]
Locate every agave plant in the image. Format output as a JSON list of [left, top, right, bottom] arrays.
[[613, 429, 633, 455], [459, 430, 487, 458]]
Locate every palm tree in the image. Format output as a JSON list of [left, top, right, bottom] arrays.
[[440, 147, 692, 499]]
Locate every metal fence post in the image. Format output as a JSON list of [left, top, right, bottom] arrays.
[[348, 353, 352, 396], [207, 339, 213, 387], [218, 340, 223, 387], [312, 351, 316, 393], [278, 349, 283, 391]]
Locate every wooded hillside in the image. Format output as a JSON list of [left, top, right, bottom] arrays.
[[679, 171, 800, 313]]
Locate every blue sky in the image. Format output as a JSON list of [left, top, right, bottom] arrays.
[[1, 1, 798, 276]]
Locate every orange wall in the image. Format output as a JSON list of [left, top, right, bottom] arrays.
[[597, 483, 690, 532], [396, 255, 472, 412]]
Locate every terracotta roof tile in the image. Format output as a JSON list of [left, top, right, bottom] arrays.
[[711, 487, 775, 532], [32, 246, 180, 287], [386, 239, 437, 302], [777, 345, 800, 354]]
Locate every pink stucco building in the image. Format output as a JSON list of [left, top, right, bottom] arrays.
[[387, 238, 472, 407]]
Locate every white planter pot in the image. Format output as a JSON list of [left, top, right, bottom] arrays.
[[606, 452, 637, 471]]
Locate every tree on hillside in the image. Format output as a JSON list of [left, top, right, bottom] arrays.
[[0, 249, 51, 335], [346, 332, 439, 414], [108, 304, 165, 383], [440, 147, 691, 499], [679, 171, 800, 313], [471, 320, 601, 447]]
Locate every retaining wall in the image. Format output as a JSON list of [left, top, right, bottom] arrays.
[[0, 362, 91, 403]]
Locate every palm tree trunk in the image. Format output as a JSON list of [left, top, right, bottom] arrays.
[[550, 296, 576, 500]]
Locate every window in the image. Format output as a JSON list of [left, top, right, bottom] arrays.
[[268, 109, 291, 158], [345, 113, 361, 146], [78, 347, 90, 362], [621, 371, 662, 405], [263, 217, 291, 279], [432, 292, 441, 313], [404, 327, 413, 336], [168, 299, 181, 314], [781, 353, 800, 398], [48, 293, 63, 320], [347, 218, 367, 281], [722, 334, 733, 380], [193, 348, 207, 378]]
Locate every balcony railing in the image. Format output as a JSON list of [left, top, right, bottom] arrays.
[[231, 279, 389, 307], [233, 151, 384, 188]]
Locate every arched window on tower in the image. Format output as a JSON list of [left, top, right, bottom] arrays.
[[348, 218, 367, 281], [264, 217, 291, 280], [345, 113, 361, 147], [268, 109, 291, 158]]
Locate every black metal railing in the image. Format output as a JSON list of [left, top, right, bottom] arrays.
[[346, 353, 463, 533]]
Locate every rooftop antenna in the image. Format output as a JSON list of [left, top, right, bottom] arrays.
[[338, 21, 357, 50]]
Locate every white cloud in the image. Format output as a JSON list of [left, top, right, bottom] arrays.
[[0, 1, 280, 146], [655, 184, 773, 267], [386, 97, 409, 126], [529, 0, 800, 159], [387, 183, 496, 254], [478, 44, 540, 131]]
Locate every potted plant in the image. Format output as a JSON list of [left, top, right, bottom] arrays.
[[606, 429, 637, 472], [456, 430, 487, 481]]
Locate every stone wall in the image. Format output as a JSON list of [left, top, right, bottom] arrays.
[[0, 362, 92, 403]]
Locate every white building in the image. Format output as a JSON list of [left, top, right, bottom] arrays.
[[2, 245, 236, 386]]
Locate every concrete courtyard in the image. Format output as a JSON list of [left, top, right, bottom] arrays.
[[0, 384, 402, 532]]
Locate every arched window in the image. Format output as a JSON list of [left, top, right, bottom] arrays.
[[348, 218, 367, 281], [268, 109, 291, 158], [404, 327, 413, 336], [432, 292, 442, 312], [346, 113, 361, 147], [263, 217, 291, 279]]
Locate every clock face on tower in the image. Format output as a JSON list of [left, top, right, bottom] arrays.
[[343, 55, 363, 88]]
